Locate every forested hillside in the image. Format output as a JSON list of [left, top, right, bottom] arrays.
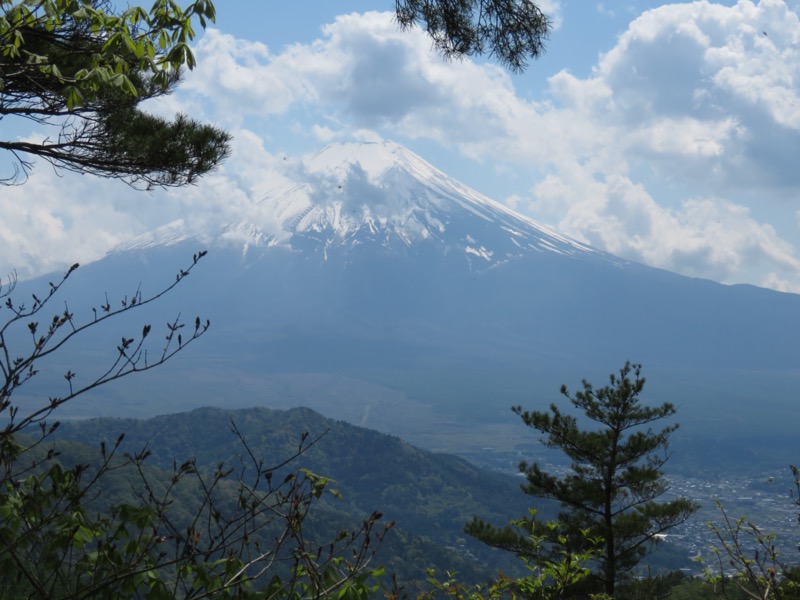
[[53, 406, 535, 583]]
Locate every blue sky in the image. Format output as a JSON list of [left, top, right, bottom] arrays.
[[4, 0, 800, 293]]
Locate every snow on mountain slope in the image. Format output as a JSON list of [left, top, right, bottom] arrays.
[[114, 141, 615, 269], [271, 141, 609, 264]]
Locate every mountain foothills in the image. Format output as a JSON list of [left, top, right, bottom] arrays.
[[13, 140, 800, 475], [17, 404, 791, 598], [51, 406, 537, 584]]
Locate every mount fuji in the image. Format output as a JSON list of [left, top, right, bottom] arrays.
[[120, 140, 609, 266], [18, 141, 800, 473]]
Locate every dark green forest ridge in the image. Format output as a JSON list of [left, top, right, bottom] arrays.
[[52, 406, 536, 584], [51, 406, 710, 581]]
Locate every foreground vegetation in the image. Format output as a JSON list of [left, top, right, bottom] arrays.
[[2, 265, 798, 597], [2, 1, 799, 597]]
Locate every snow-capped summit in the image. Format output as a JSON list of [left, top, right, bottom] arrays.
[[116, 141, 607, 268], [239, 141, 608, 268]]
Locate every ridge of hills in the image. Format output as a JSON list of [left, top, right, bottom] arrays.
[[49, 405, 695, 580], [51, 405, 531, 583]]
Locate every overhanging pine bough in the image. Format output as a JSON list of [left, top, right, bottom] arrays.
[[0, 0, 230, 188], [395, 0, 550, 72]]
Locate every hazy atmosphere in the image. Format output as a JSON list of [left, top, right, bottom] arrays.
[[4, 0, 800, 293]]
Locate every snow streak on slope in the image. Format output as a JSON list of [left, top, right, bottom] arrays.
[[113, 140, 615, 268]]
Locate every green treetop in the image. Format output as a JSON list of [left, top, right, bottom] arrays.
[[468, 362, 699, 597]]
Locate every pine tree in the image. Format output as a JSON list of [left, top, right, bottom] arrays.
[[395, 0, 550, 72], [467, 362, 698, 597], [0, 1, 232, 188]]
